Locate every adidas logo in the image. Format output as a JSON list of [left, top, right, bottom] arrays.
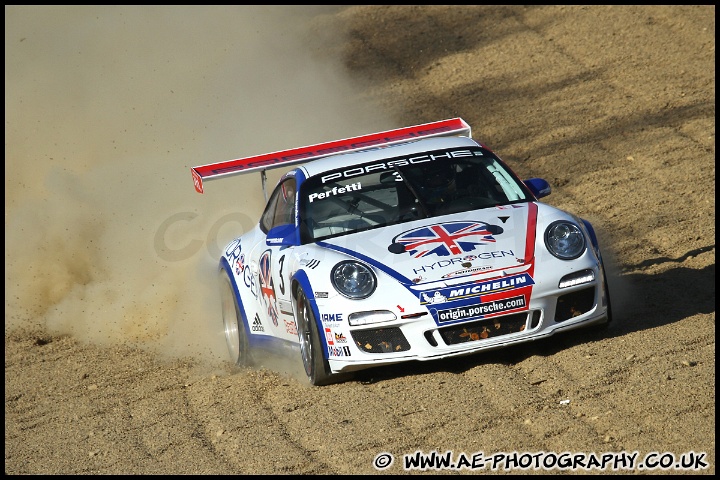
[[251, 315, 264, 332]]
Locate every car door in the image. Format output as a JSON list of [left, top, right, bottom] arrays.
[[250, 177, 299, 342]]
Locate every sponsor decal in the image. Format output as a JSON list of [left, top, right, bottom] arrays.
[[328, 346, 352, 357], [324, 328, 334, 346], [225, 239, 242, 258], [234, 253, 246, 275], [259, 250, 279, 326], [422, 291, 447, 304], [242, 262, 258, 299], [251, 314, 264, 332], [441, 265, 493, 279], [412, 250, 515, 275], [315, 291, 328, 298], [320, 148, 483, 184], [308, 182, 361, 202], [388, 221, 503, 258], [284, 318, 298, 336], [436, 295, 526, 324], [420, 273, 534, 305], [321, 313, 343, 323], [334, 332, 348, 343]]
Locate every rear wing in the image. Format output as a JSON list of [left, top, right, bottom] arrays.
[[190, 117, 471, 194]]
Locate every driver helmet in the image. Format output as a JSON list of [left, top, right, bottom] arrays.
[[419, 162, 457, 203]]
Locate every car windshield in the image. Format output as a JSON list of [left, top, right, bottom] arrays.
[[299, 146, 533, 243]]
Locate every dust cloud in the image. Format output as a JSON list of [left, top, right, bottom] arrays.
[[5, 6, 392, 365]]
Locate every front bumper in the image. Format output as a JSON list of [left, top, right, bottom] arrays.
[[327, 279, 610, 374]]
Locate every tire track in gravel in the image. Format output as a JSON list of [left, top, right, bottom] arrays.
[[4, 331, 232, 474], [261, 348, 612, 472], [509, 318, 715, 456], [231, 365, 417, 474], [515, 6, 715, 264], [455, 353, 609, 453], [229, 355, 548, 474], [183, 367, 333, 474]]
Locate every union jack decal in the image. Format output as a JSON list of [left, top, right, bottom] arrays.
[[390, 221, 502, 258], [258, 250, 279, 326]]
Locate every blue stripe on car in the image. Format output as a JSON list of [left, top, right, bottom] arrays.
[[316, 241, 413, 285]]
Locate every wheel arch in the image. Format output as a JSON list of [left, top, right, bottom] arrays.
[[291, 269, 330, 360], [581, 218, 600, 253], [218, 257, 252, 336]]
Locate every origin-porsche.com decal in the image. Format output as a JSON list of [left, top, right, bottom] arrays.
[[436, 295, 526, 324], [419, 273, 534, 305], [388, 221, 503, 258]]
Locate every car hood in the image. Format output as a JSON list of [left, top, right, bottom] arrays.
[[318, 202, 539, 288]]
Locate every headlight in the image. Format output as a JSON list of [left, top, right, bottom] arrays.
[[544, 220, 586, 260], [331, 261, 377, 299]]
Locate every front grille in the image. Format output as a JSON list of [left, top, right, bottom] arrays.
[[437, 311, 529, 346], [352, 327, 411, 353], [555, 286, 595, 322]]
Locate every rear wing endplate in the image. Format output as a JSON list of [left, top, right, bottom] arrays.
[[190, 117, 471, 193]]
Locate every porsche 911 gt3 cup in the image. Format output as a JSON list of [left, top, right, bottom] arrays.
[[191, 118, 612, 385]]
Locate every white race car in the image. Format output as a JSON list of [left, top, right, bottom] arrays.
[[191, 118, 612, 385]]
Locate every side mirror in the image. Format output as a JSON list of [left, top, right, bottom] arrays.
[[524, 178, 551, 199], [266, 223, 300, 247]]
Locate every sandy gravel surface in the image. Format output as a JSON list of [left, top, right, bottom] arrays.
[[5, 5, 714, 475]]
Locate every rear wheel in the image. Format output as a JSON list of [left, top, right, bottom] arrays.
[[295, 288, 333, 386], [220, 270, 252, 366]]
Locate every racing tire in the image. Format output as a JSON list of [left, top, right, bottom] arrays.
[[295, 287, 334, 386], [220, 269, 253, 367]]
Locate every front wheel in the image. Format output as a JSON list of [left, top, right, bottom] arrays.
[[295, 288, 334, 386], [220, 269, 252, 366]]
